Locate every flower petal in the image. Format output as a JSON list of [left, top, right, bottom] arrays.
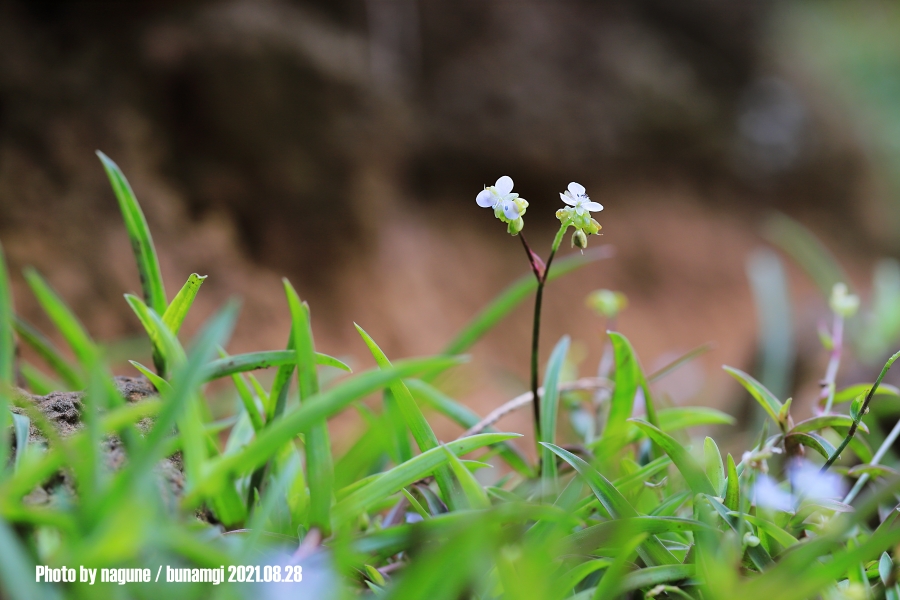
[[584, 201, 603, 212], [476, 188, 495, 207], [568, 182, 586, 196], [560, 192, 576, 206], [495, 175, 514, 195], [502, 199, 520, 220]]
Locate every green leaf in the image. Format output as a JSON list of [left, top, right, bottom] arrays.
[[540, 336, 570, 487], [97, 150, 167, 315], [566, 517, 713, 555], [590, 532, 647, 599], [851, 393, 866, 421], [704, 437, 725, 497], [834, 383, 900, 403], [0, 242, 13, 387], [442, 444, 490, 510], [202, 349, 350, 382], [441, 248, 611, 356], [785, 432, 836, 460], [729, 512, 798, 548], [11, 413, 29, 471], [0, 518, 56, 600], [790, 414, 868, 435], [356, 324, 457, 509], [596, 332, 651, 461], [124, 293, 181, 376], [284, 279, 333, 533], [724, 453, 740, 511], [541, 442, 678, 566], [0, 242, 13, 478], [128, 360, 171, 394], [162, 273, 206, 335], [13, 318, 83, 390], [723, 366, 784, 426], [189, 356, 464, 502], [24, 268, 97, 366], [629, 420, 716, 496], [402, 488, 430, 520], [405, 379, 532, 476], [333, 433, 518, 522]]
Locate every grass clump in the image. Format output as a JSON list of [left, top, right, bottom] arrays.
[[0, 158, 898, 600]]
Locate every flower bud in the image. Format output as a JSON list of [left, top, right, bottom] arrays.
[[742, 533, 761, 547], [571, 229, 588, 249], [829, 282, 860, 318], [586, 289, 628, 318]]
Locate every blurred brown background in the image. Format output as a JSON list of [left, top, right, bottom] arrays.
[[2, 0, 900, 444]]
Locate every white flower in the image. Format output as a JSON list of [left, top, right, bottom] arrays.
[[829, 283, 860, 318], [477, 176, 521, 220], [752, 459, 846, 513], [476, 176, 528, 235], [560, 182, 603, 216]]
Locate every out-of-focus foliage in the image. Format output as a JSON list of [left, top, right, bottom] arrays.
[[2, 155, 900, 600]]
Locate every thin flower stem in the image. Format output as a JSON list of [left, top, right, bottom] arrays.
[[518, 223, 570, 448], [821, 314, 844, 415], [843, 416, 900, 504], [821, 349, 900, 473]]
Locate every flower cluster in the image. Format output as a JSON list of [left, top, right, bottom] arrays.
[[555, 182, 602, 248], [476, 176, 529, 235], [829, 282, 860, 318]]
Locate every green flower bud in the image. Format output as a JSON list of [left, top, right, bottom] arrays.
[[572, 229, 588, 249], [743, 533, 760, 547], [586, 289, 628, 318], [829, 283, 859, 318]]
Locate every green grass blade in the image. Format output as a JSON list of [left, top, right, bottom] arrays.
[[724, 453, 740, 511], [590, 532, 647, 599], [333, 433, 517, 522], [355, 324, 457, 508], [596, 332, 649, 461], [124, 293, 176, 375], [284, 279, 333, 533], [723, 366, 784, 426], [96, 150, 167, 315], [789, 415, 868, 435], [405, 378, 533, 476], [23, 268, 97, 366], [13, 318, 83, 390], [0, 517, 57, 600], [541, 442, 678, 566], [162, 273, 206, 335], [0, 242, 13, 478], [630, 420, 716, 496], [189, 355, 465, 503], [704, 437, 725, 497], [441, 247, 611, 356], [202, 349, 350, 382], [540, 335, 570, 488], [10, 413, 29, 472], [442, 444, 490, 510]]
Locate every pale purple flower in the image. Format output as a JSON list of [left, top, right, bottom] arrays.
[[476, 175, 521, 220], [752, 459, 847, 512], [560, 182, 603, 216]]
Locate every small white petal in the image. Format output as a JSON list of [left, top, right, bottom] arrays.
[[790, 460, 846, 500], [753, 475, 794, 512], [495, 176, 514, 195], [584, 201, 603, 212], [568, 182, 586, 196], [476, 188, 495, 207], [502, 199, 520, 220], [560, 192, 576, 206]]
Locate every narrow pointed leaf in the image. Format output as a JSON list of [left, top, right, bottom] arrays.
[[724, 454, 740, 511], [630, 420, 716, 496], [162, 273, 206, 335], [724, 366, 783, 426], [704, 437, 725, 497], [97, 150, 167, 315], [541, 335, 570, 486], [13, 318, 83, 390]]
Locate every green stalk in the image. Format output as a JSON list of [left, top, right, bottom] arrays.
[[520, 222, 570, 445]]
